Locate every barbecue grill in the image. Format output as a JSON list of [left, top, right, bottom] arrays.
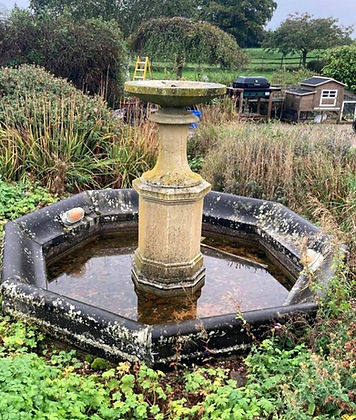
[[233, 76, 271, 98]]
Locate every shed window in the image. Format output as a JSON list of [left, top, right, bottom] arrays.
[[320, 90, 338, 106]]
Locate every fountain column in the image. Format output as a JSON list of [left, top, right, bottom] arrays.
[[124, 81, 226, 295], [132, 108, 210, 294]]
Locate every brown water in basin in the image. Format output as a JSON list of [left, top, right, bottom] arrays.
[[46, 231, 294, 325]]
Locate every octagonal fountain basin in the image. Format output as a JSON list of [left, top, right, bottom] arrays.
[[124, 80, 226, 107], [1, 190, 336, 366]]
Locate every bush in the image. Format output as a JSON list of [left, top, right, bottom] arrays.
[[322, 45, 356, 92], [306, 58, 327, 73], [193, 121, 356, 251], [270, 68, 314, 86], [0, 65, 155, 193], [0, 9, 128, 104]]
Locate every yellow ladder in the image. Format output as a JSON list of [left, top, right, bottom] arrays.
[[132, 56, 152, 81]]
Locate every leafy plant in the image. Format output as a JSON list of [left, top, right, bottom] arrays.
[[0, 180, 57, 238], [322, 45, 356, 92]]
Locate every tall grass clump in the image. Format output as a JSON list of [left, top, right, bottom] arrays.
[[193, 121, 355, 252], [0, 65, 156, 194]]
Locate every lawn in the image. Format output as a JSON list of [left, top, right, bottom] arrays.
[[129, 48, 324, 85]]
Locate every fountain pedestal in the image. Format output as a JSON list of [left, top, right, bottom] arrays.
[[132, 108, 210, 295], [124, 80, 226, 295]]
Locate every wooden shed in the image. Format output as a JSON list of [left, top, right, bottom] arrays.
[[284, 76, 346, 121]]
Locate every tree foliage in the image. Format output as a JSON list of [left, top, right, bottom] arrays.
[[265, 13, 353, 67], [322, 45, 356, 92], [130, 17, 248, 78], [30, 0, 198, 36], [200, 0, 276, 47], [29, 0, 275, 47], [0, 9, 127, 103]]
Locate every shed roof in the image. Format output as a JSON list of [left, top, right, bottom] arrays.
[[300, 76, 346, 87], [286, 88, 316, 96]]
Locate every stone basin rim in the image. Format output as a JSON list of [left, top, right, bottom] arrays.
[[0, 189, 338, 366], [124, 80, 226, 106], [124, 80, 226, 95]]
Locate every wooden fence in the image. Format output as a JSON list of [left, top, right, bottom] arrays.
[[245, 56, 320, 71]]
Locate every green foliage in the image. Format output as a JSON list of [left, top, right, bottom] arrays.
[[270, 68, 315, 86], [91, 357, 112, 370], [265, 13, 353, 66], [245, 338, 355, 418], [30, 0, 199, 36], [200, 0, 277, 47], [306, 58, 328, 74], [178, 367, 275, 419], [195, 121, 356, 251], [0, 316, 44, 353], [0, 180, 56, 236], [0, 181, 56, 222], [130, 17, 248, 78], [29, 0, 276, 48], [0, 9, 127, 103], [322, 45, 356, 92], [0, 65, 154, 193]]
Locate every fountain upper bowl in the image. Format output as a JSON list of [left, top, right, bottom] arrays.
[[124, 80, 226, 107]]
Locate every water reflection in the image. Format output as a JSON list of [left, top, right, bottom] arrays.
[[46, 231, 292, 324], [136, 288, 201, 324]]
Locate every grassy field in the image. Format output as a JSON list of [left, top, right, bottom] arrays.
[[129, 48, 324, 85]]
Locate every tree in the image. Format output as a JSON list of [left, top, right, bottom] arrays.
[[0, 10, 127, 104], [130, 17, 248, 78], [322, 45, 356, 92], [200, 0, 277, 47], [266, 13, 353, 67], [30, 0, 200, 36]]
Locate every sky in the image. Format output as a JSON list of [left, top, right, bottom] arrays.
[[1, 0, 356, 38]]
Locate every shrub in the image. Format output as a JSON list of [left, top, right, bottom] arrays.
[[322, 45, 356, 92], [0, 9, 128, 104], [0, 65, 155, 193], [193, 121, 355, 251], [306, 58, 327, 73], [270, 68, 314, 86]]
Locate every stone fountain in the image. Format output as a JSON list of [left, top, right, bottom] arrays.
[[125, 81, 225, 295], [1, 80, 339, 366]]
